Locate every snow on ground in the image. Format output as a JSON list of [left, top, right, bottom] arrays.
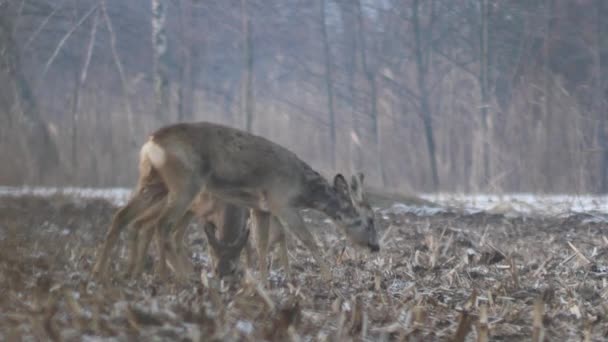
[[1, 186, 607, 220], [420, 192, 608, 217], [0, 186, 131, 206]]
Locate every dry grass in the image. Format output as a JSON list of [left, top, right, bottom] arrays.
[[0, 194, 608, 341]]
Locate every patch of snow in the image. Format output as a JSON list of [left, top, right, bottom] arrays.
[[0, 186, 131, 206], [387, 280, 413, 294], [2, 187, 607, 219], [235, 320, 254, 335], [420, 193, 608, 217], [378, 192, 608, 219], [383, 203, 446, 216]]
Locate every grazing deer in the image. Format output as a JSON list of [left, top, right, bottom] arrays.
[[92, 121, 379, 282], [88, 147, 251, 280], [200, 206, 251, 279], [91, 162, 287, 282]]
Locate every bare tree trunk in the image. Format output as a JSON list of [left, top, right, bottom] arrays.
[[101, 1, 136, 146], [0, 3, 60, 184], [177, 0, 192, 123], [594, 0, 607, 193], [320, 0, 336, 169], [356, 0, 386, 187], [242, 0, 254, 132], [413, 0, 439, 191], [70, 65, 80, 178], [71, 3, 98, 180], [337, 0, 362, 174], [542, 0, 555, 191], [479, 0, 491, 189], [152, 0, 170, 121]]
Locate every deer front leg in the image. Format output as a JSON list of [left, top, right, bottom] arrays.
[[277, 208, 331, 281], [251, 210, 271, 282]]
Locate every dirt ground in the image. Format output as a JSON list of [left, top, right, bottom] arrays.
[[0, 194, 607, 341]]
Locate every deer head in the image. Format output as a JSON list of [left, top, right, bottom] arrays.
[[204, 222, 250, 279], [331, 173, 379, 252]]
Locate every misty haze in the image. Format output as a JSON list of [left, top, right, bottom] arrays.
[[1, 1, 607, 341]]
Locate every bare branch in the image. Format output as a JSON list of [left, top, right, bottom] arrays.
[[41, 3, 97, 78], [80, 9, 98, 85], [24, 0, 67, 49], [101, 0, 135, 142]]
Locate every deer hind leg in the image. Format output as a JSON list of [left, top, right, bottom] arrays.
[[153, 165, 202, 280], [165, 210, 195, 280], [91, 192, 151, 280], [270, 216, 290, 279], [126, 197, 167, 277], [251, 210, 271, 282], [277, 208, 331, 281], [243, 216, 257, 270]]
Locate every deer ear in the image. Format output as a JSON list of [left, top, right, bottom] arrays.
[[230, 228, 250, 250], [357, 172, 365, 185], [204, 222, 222, 250], [350, 174, 364, 202], [333, 174, 350, 198]]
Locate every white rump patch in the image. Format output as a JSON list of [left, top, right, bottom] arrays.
[[141, 140, 166, 168]]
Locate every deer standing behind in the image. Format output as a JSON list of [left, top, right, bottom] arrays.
[[89, 161, 259, 280], [90, 157, 288, 281], [92, 121, 379, 282]]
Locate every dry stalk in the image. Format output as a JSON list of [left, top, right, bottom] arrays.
[[287, 326, 302, 342], [42, 296, 60, 342], [452, 290, 477, 342], [452, 310, 473, 342], [442, 233, 455, 257], [244, 270, 276, 311], [350, 295, 364, 335], [532, 256, 553, 277], [63, 288, 85, 330], [374, 270, 382, 292], [559, 253, 576, 266], [476, 304, 489, 342], [335, 311, 347, 341], [425, 234, 437, 268], [380, 224, 395, 245], [486, 290, 494, 308], [566, 241, 591, 265], [404, 305, 425, 339], [583, 319, 592, 342], [361, 311, 369, 340], [336, 245, 347, 264], [509, 257, 519, 289], [531, 297, 545, 342]]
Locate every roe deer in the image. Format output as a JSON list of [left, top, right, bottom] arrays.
[[89, 148, 254, 280], [129, 189, 253, 280], [92, 121, 379, 282], [91, 160, 287, 282]]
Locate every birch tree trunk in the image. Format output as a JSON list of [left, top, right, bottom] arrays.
[[242, 0, 254, 132], [356, 0, 386, 186], [479, 0, 491, 189], [320, 0, 337, 169], [413, 0, 439, 191], [152, 0, 170, 121], [0, 3, 60, 184]]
